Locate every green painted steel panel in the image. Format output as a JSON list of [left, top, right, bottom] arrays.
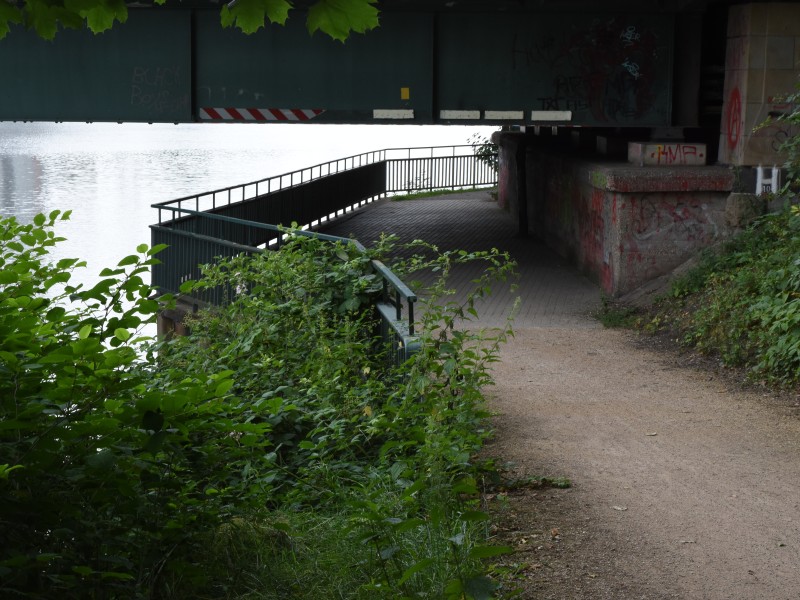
[[0, 8, 676, 127], [0, 11, 191, 122], [437, 12, 674, 126], [194, 11, 433, 123]]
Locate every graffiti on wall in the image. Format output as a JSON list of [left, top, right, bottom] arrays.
[[513, 18, 664, 124], [130, 65, 190, 117], [628, 196, 720, 246], [578, 188, 613, 291], [726, 87, 742, 151], [653, 144, 704, 165]]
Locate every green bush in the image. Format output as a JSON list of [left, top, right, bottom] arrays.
[[666, 208, 800, 385], [160, 234, 517, 597], [1, 214, 517, 598], [0, 211, 254, 596], [468, 133, 499, 173]]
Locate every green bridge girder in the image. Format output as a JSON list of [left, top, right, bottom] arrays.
[[2, 1, 715, 127]]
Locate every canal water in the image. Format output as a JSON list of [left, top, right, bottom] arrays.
[[0, 121, 494, 289]]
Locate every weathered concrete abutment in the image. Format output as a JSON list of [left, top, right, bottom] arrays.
[[533, 154, 735, 296], [494, 132, 753, 296]]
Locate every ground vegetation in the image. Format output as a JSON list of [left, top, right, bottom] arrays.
[[0, 212, 518, 598]]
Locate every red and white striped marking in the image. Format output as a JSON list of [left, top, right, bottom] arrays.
[[199, 108, 325, 122]]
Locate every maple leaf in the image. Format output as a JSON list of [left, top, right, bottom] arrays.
[[23, 0, 63, 40], [220, 0, 292, 34], [0, 1, 23, 40], [64, 0, 128, 34], [306, 0, 378, 42]]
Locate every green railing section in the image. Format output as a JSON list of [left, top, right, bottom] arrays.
[[151, 145, 497, 361]]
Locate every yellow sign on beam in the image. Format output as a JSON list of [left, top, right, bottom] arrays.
[[400, 87, 410, 100]]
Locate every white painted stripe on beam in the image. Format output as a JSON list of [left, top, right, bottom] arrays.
[[373, 109, 415, 119], [531, 110, 573, 121], [440, 110, 481, 120], [484, 110, 524, 120]]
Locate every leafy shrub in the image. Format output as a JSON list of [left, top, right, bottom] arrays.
[[1, 214, 517, 598], [160, 233, 518, 598], [666, 208, 800, 385], [0, 211, 306, 598], [759, 80, 800, 189]]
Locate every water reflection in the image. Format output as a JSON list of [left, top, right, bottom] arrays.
[[0, 154, 46, 219]]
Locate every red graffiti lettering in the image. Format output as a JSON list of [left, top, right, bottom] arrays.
[[727, 88, 742, 149], [648, 144, 704, 166]]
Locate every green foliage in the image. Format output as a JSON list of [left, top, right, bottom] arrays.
[[594, 296, 640, 329], [306, 0, 379, 42], [220, 0, 292, 34], [159, 232, 518, 597], [0, 212, 289, 597], [1, 214, 516, 598], [163, 235, 392, 504], [468, 132, 499, 174], [2, 0, 379, 41], [0, 0, 24, 38], [653, 81, 800, 385], [662, 209, 800, 385]]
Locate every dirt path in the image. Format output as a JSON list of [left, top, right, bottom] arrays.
[[486, 325, 800, 599], [320, 191, 800, 598]]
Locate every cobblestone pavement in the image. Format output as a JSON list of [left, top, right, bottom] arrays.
[[320, 190, 602, 329]]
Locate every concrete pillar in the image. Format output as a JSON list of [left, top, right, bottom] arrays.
[[718, 2, 800, 166], [492, 131, 528, 236]]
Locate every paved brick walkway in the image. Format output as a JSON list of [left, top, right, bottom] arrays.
[[320, 190, 602, 329]]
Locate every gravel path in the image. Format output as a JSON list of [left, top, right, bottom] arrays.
[[487, 326, 800, 599]]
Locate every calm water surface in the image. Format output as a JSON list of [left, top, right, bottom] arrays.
[[1, 121, 493, 288]]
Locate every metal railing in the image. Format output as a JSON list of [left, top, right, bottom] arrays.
[[151, 145, 497, 362], [152, 146, 497, 228], [383, 146, 498, 193]]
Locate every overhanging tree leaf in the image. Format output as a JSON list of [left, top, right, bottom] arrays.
[[64, 0, 127, 34], [5, 0, 380, 41], [220, 0, 292, 34], [22, 0, 64, 40], [306, 0, 378, 42], [0, 2, 23, 41]]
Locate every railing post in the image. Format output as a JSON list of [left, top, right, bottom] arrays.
[[395, 291, 401, 321]]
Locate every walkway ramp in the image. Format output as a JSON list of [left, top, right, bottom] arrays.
[[320, 190, 602, 329]]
